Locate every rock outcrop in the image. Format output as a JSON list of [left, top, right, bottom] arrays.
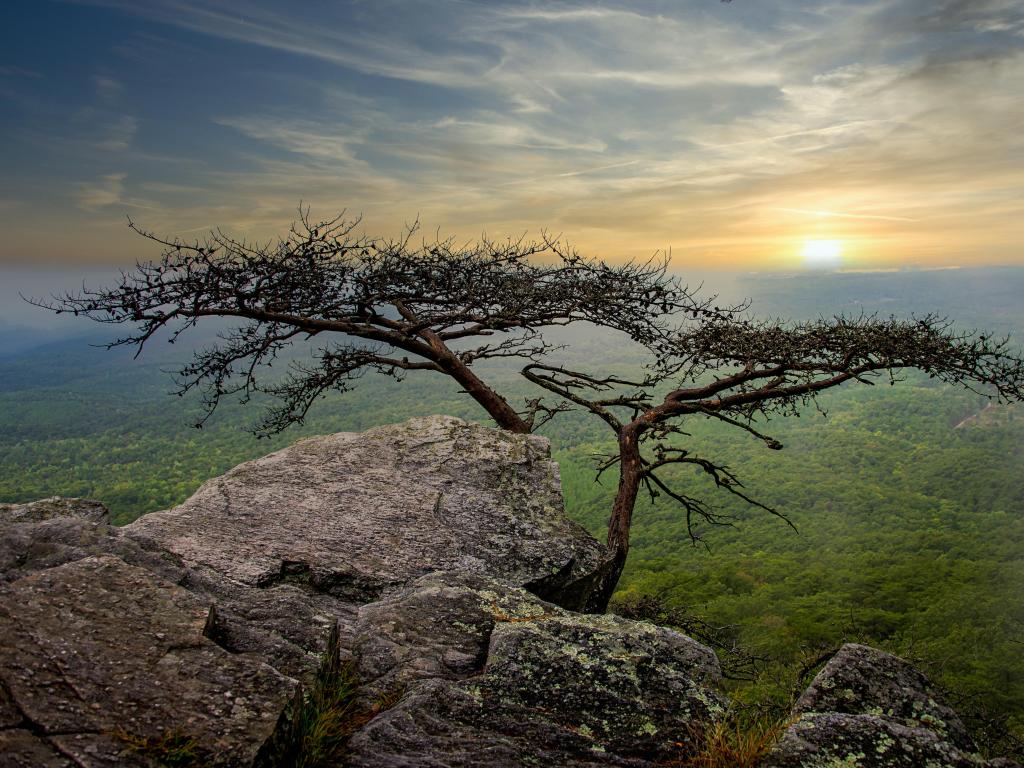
[[0, 555, 296, 767], [1, 415, 1018, 767], [0, 416, 725, 766], [126, 416, 609, 611], [764, 643, 1019, 768], [0, 495, 109, 524]]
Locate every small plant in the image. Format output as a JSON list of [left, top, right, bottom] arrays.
[[661, 708, 789, 768], [290, 650, 366, 768], [112, 727, 212, 767]]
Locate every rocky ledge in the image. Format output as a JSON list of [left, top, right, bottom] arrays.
[[0, 415, 1018, 767]]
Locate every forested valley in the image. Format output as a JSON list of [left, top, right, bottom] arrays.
[[3, 266, 1022, 751]]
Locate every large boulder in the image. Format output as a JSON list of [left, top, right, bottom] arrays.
[[793, 643, 974, 750], [347, 571, 727, 767], [763, 643, 1019, 768], [126, 415, 609, 611], [0, 555, 298, 767]]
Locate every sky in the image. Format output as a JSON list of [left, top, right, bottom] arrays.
[[1, 0, 1022, 272]]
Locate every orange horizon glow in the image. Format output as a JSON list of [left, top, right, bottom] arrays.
[[1, 196, 1017, 272]]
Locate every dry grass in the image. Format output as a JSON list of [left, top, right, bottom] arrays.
[[661, 710, 790, 768], [112, 728, 211, 767]]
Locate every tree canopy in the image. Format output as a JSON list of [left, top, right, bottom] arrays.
[[35, 210, 713, 436], [36, 211, 1024, 610]]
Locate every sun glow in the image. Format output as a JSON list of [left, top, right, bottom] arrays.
[[801, 239, 843, 269]]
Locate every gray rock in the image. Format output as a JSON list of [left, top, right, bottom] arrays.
[[762, 712, 996, 768], [764, 643, 1017, 767], [794, 643, 974, 751], [126, 415, 608, 611], [0, 555, 299, 767], [0, 730, 74, 768], [0, 515, 187, 586], [0, 496, 109, 524], [347, 571, 727, 767], [0, 514, 342, 685]]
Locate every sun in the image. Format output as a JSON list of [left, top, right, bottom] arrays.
[[801, 239, 843, 269]]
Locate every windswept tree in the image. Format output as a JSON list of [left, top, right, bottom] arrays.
[[34, 209, 713, 436], [524, 313, 1024, 606], [37, 210, 1024, 612]]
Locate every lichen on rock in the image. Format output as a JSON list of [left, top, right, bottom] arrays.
[[764, 644, 1020, 768], [346, 571, 727, 766]]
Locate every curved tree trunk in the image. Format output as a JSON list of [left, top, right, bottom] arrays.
[[410, 322, 532, 434], [586, 425, 645, 612], [441, 356, 532, 434]]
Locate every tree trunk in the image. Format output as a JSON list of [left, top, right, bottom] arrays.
[[607, 425, 643, 560], [584, 425, 645, 611], [408, 322, 532, 434], [439, 355, 532, 434]]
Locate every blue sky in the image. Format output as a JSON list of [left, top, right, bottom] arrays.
[[1, 0, 1022, 269]]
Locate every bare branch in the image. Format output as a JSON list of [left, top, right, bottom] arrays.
[[33, 208, 717, 436]]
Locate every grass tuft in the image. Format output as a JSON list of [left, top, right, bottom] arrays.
[[112, 727, 211, 767], [661, 709, 790, 768], [291, 651, 367, 768]]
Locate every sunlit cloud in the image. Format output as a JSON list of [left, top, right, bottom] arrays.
[[775, 209, 920, 223], [2, 0, 1022, 268], [74, 173, 127, 211]]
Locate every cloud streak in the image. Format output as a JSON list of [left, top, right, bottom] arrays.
[[3, 0, 1021, 268]]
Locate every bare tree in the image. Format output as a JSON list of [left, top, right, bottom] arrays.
[[36, 210, 1024, 613], [33, 209, 714, 436], [524, 312, 1024, 607]]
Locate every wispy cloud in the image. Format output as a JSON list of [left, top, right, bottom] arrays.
[[98, 114, 138, 151], [74, 173, 127, 211], [8, 0, 1023, 267], [213, 116, 367, 166], [74, 174, 161, 212], [93, 74, 122, 103], [0, 65, 42, 78], [775, 208, 920, 223]]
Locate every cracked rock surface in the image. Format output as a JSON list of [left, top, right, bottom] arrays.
[[126, 415, 609, 611], [0, 555, 297, 767]]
